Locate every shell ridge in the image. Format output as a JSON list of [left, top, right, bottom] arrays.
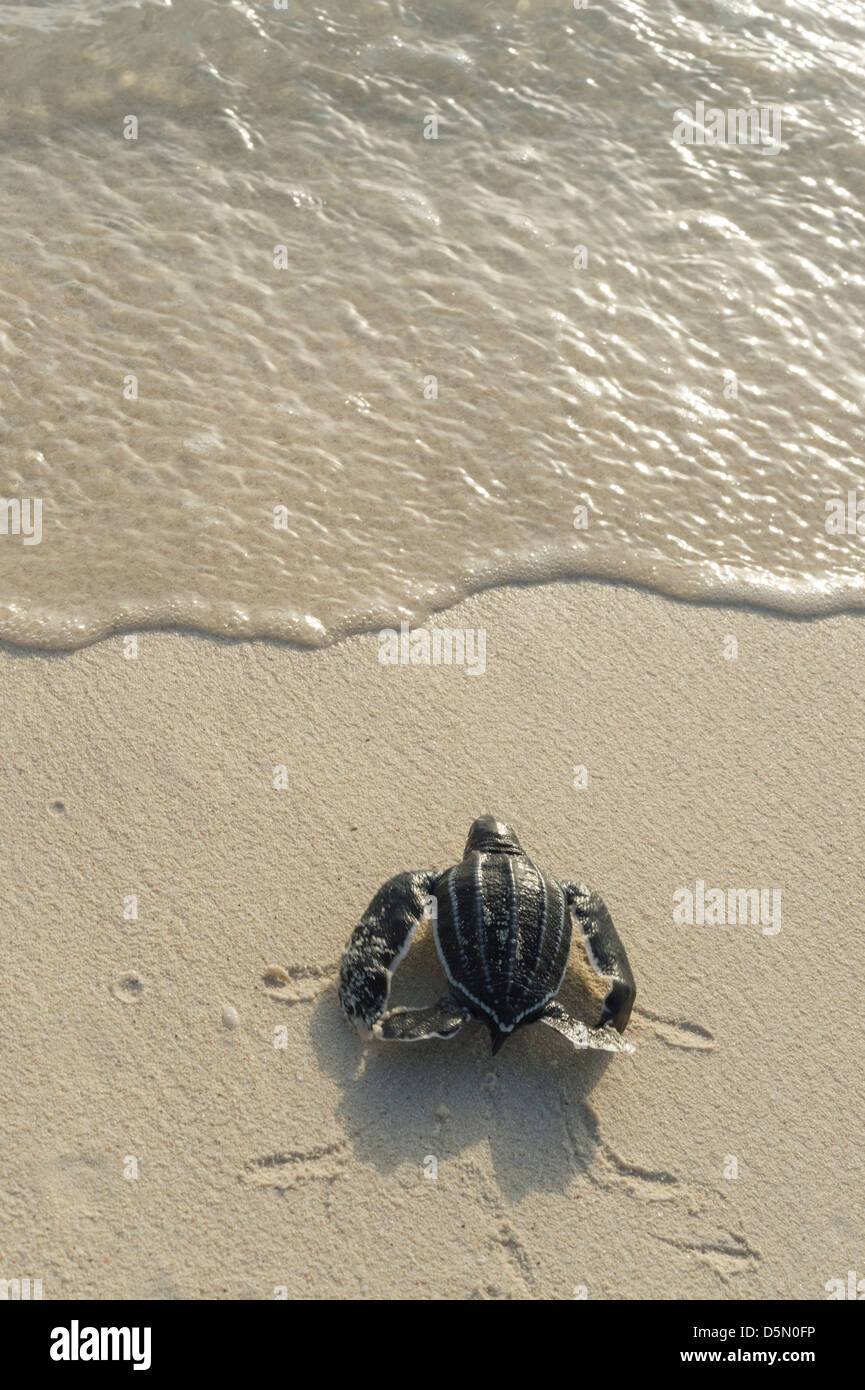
[[548, 878, 570, 998], [446, 865, 470, 975], [505, 855, 519, 1004], [525, 855, 548, 1004], [473, 852, 494, 993]]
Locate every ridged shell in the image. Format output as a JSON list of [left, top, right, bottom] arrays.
[[433, 850, 570, 1032]]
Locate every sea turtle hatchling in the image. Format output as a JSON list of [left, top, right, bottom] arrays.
[[338, 817, 636, 1055]]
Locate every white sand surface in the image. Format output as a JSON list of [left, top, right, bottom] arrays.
[[1, 581, 862, 1299]]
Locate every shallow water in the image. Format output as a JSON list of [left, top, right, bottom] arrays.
[[1, 0, 864, 648]]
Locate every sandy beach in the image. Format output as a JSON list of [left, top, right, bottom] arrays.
[[2, 580, 862, 1300]]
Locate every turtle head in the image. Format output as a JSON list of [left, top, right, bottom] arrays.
[[464, 816, 522, 856]]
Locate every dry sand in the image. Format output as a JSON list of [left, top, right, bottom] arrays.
[[1, 580, 863, 1299]]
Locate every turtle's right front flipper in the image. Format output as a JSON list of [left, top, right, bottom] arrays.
[[339, 871, 438, 1037]]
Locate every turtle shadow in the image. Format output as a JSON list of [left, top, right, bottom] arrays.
[[309, 939, 619, 1202]]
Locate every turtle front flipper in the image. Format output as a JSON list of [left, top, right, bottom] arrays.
[[540, 1001, 634, 1053], [339, 870, 438, 1038], [377, 996, 471, 1042], [558, 880, 636, 1034]]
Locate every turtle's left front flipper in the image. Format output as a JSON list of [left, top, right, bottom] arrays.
[[559, 880, 636, 1034], [540, 1001, 634, 1053], [339, 870, 438, 1037]]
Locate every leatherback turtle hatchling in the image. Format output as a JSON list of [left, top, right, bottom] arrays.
[[338, 817, 636, 1055]]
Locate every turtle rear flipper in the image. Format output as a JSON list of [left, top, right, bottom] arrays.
[[541, 1001, 634, 1053], [376, 996, 471, 1042]]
